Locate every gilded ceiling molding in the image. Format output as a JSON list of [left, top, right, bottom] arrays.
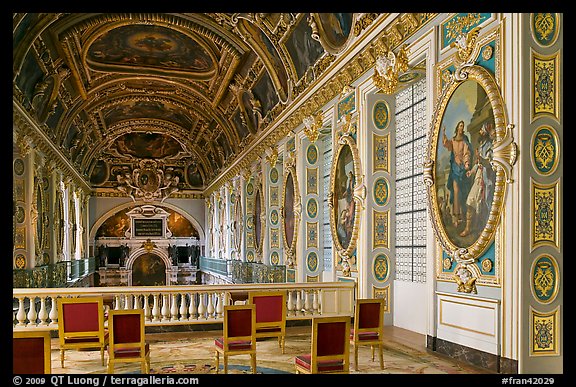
[[204, 13, 437, 196], [13, 105, 92, 193]]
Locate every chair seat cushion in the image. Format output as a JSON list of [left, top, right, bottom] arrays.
[[256, 327, 281, 334], [295, 354, 345, 372], [113, 343, 150, 358], [350, 329, 379, 341], [215, 337, 253, 351], [65, 331, 109, 345]]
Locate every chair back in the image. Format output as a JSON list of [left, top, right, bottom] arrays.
[[57, 296, 106, 339], [13, 331, 52, 374], [249, 291, 286, 329], [354, 298, 385, 338], [223, 304, 256, 351], [108, 309, 146, 352], [311, 316, 350, 373]]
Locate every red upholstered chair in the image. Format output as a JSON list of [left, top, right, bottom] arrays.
[[57, 296, 108, 367], [107, 309, 150, 374], [13, 331, 52, 374], [248, 290, 287, 353], [350, 298, 385, 370], [214, 304, 256, 374], [294, 316, 351, 374]]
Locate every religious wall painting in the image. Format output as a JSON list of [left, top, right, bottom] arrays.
[[233, 193, 243, 252], [89, 160, 109, 186], [86, 24, 216, 78], [531, 50, 560, 123], [231, 109, 251, 142], [15, 48, 44, 103], [284, 14, 326, 81], [531, 254, 560, 305], [282, 169, 299, 259], [531, 125, 560, 176], [132, 253, 166, 286], [186, 163, 204, 188], [531, 179, 559, 252], [240, 90, 259, 134], [531, 13, 560, 48], [373, 133, 390, 173], [530, 306, 560, 356], [238, 18, 290, 103], [166, 209, 199, 238], [252, 71, 280, 118], [253, 184, 265, 255], [425, 60, 516, 262], [96, 208, 132, 238], [34, 177, 47, 256], [103, 100, 194, 130], [309, 13, 355, 55], [109, 133, 183, 160]]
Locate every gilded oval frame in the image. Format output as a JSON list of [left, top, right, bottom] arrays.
[[233, 192, 243, 253], [329, 133, 363, 259], [253, 183, 265, 256], [281, 164, 300, 258], [426, 64, 509, 261]]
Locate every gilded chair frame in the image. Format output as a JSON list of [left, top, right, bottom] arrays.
[[215, 304, 257, 374], [107, 309, 150, 374], [56, 296, 108, 367], [295, 315, 351, 374], [350, 298, 385, 370], [13, 330, 52, 374], [248, 290, 287, 353]]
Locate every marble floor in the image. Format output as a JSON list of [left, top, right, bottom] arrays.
[[49, 325, 494, 375]]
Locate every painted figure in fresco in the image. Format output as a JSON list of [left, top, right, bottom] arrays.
[[460, 123, 495, 237], [442, 120, 472, 228], [337, 208, 350, 246]]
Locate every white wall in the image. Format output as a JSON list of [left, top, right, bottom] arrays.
[[393, 280, 427, 335]]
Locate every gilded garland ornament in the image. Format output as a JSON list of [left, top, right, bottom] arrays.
[[281, 154, 301, 268], [423, 27, 517, 264]]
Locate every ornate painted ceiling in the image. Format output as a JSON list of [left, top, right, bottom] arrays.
[[13, 13, 432, 199]]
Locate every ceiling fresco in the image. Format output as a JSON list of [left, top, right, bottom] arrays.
[[12, 12, 389, 198]]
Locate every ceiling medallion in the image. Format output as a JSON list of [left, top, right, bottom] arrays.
[[116, 160, 179, 203], [373, 44, 410, 94]]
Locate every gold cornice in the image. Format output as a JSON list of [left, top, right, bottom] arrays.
[[203, 13, 437, 196], [13, 100, 92, 194]]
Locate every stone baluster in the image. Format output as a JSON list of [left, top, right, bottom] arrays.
[[16, 297, 27, 326], [171, 294, 179, 321], [133, 294, 141, 310], [143, 294, 151, 321], [188, 293, 197, 320], [215, 292, 224, 319], [296, 290, 303, 316], [197, 293, 206, 319], [49, 296, 58, 326], [38, 296, 49, 326], [287, 291, 295, 316], [152, 294, 161, 322], [304, 290, 312, 315], [312, 290, 319, 315], [161, 294, 170, 322], [206, 292, 215, 320], [114, 295, 121, 310], [179, 293, 188, 321], [27, 296, 38, 326]]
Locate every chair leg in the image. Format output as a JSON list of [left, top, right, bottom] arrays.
[[60, 349, 65, 368], [354, 346, 359, 371], [214, 351, 219, 374], [223, 355, 228, 374], [101, 346, 106, 366], [378, 344, 384, 370], [251, 353, 256, 374], [280, 336, 285, 354], [371, 345, 375, 361], [107, 359, 113, 374]]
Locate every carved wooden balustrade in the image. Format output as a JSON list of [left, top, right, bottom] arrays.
[[13, 282, 355, 330]]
